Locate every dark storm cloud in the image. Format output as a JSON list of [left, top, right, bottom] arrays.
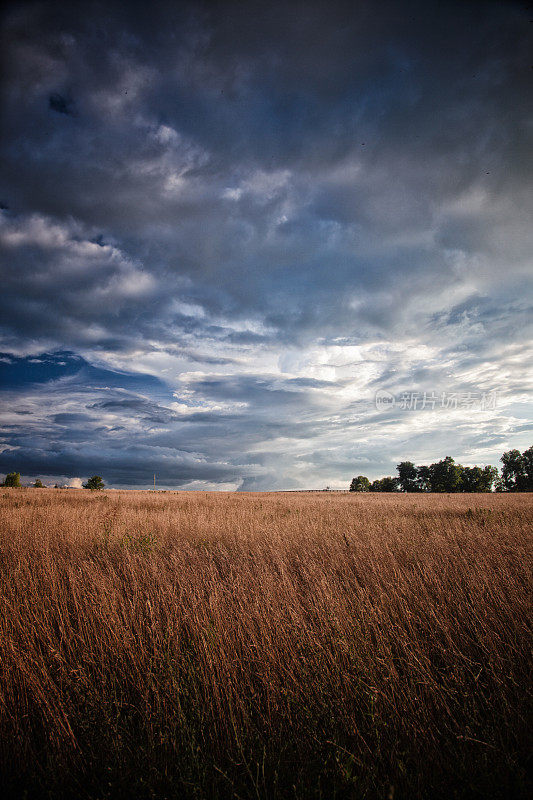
[[0, 351, 166, 393], [0, 353, 256, 486], [0, 0, 531, 487], [48, 92, 75, 115], [89, 398, 180, 425]]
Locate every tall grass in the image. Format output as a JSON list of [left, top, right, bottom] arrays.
[[0, 489, 531, 799]]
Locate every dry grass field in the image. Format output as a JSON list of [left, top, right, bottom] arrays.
[[0, 489, 531, 799]]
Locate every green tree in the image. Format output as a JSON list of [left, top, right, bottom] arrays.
[[2, 472, 21, 487], [350, 476, 370, 492], [396, 461, 419, 492], [522, 446, 533, 491], [498, 447, 532, 491], [417, 465, 431, 492], [33, 479, 44, 488], [83, 475, 105, 491], [499, 449, 525, 491], [427, 457, 462, 493], [371, 476, 399, 492], [483, 465, 499, 492], [459, 465, 497, 492]]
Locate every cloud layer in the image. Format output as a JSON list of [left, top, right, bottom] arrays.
[[0, 0, 531, 487]]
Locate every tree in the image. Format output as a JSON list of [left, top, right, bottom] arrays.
[[498, 447, 533, 492], [459, 465, 497, 493], [499, 449, 526, 492], [2, 472, 21, 487], [33, 479, 44, 488], [350, 476, 370, 492], [351, 445, 530, 494], [482, 465, 499, 492], [427, 456, 462, 493], [371, 476, 399, 492], [417, 465, 431, 492], [522, 446, 533, 491], [83, 475, 105, 491], [396, 461, 419, 492]]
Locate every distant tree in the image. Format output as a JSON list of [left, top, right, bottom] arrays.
[[2, 472, 21, 487], [459, 465, 498, 493], [427, 456, 462, 493], [498, 447, 532, 491], [83, 475, 105, 491], [33, 479, 44, 488], [499, 449, 526, 492], [417, 465, 431, 492], [371, 476, 399, 492], [522, 446, 533, 491], [352, 446, 530, 494], [396, 461, 419, 492], [350, 476, 370, 492], [483, 465, 499, 492], [381, 476, 399, 492]]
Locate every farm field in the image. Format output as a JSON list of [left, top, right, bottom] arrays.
[[0, 489, 531, 800]]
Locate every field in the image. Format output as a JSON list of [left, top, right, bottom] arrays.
[[0, 489, 531, 800]]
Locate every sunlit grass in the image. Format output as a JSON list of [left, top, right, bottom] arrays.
[[0, 489, 531, 799]]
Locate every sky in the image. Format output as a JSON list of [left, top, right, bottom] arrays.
[[0, 0, 531, 489]]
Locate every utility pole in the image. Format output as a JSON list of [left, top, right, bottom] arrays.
[[153, 473, 156, 491]]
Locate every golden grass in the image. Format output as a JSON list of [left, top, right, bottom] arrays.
[[0, 489, 531, 799]]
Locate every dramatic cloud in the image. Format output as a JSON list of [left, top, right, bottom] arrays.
[[0, 0, 531, 488]]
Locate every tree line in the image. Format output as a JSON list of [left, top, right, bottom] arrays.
[[1, 473, 105, 490], [350, 446, 533, 493]]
